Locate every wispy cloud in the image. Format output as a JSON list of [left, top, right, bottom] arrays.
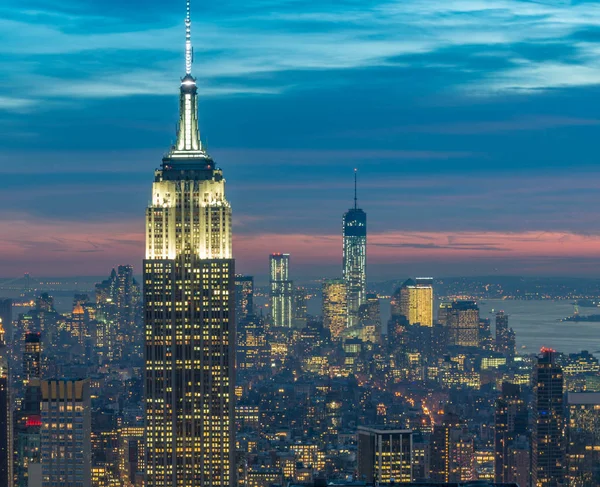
[[3, 0, 600, 105]]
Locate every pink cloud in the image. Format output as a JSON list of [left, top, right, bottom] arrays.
[[0, 216, 599, 278]]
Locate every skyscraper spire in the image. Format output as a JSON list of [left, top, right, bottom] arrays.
[[185, 0, 193, 75], [354, 168, 358, 210], [167, 0, 204, 158]]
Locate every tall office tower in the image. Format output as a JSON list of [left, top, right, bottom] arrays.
[[118, 427, 145, 487], [292, 287, 308, 328], [269, 254, 292, 328], [237, 315, 268, 373], [23, 332, 42, 385], [234, 276, 254, 326], [0, 320, 11, 487], [358, 293, 381, 343], [0, 299, 12, 341], [144, 3, 235, 486], [532, 348, 566, 487], [16, 332, 42, 487], [394, 278, 434, 327], [41, 379, 91, 487], [322, 279, 348, 340], [430, 412, 471, 483], [357, 426, 412, 483], [116, 265, 136, 324], [494, 382, 528, 484], [566, 392, 600, 486], [343, 171, 367, 328], [479, 318, 494, 350], [495, 311, 514, 357], [444, 301, 480, 348], [71, 301, 87, 346]]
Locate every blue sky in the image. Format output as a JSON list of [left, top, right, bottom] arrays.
[[2, 0, 600, 280]]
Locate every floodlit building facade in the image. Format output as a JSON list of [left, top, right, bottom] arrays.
[[322, 279, 348, 340]]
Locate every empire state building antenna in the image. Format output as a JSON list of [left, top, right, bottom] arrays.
[[354, 168, 358, 210], [185, 0, 193, 75]]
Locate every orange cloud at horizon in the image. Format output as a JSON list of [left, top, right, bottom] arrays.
[[0, 216, 598, 277]]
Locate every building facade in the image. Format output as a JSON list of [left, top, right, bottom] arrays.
[[270, 254, 293, 328], [322, 279, 348, 340], [234, 275, 254, 326], [494, 382, 528, 485], [567, 392, 600, 487], [393, 278, 434, 327], [23, 332, 42, 385], [442, 301, 480, 348], [357, 426, 412, 483], [144, 3, 235, 486], [40, 379, 91, 487], [532, 349, 566, 487]]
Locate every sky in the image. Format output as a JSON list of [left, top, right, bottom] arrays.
[[2, 0, 600, 281]]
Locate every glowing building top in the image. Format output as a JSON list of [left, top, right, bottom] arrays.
[[146, 0, 232, 261]]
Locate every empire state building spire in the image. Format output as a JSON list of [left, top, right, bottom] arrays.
[[185, 0, 193, 76], [170, 0, 204, 158]]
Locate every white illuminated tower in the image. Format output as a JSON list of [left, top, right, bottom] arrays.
[[144, 1, 235, 486], [343, 170, 367, 328]]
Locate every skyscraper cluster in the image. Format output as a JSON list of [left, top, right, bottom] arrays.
[[0, 2, 599, 487]]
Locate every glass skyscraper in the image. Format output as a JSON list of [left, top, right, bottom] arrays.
[[270, 254, 293, 328], [343, 171, 366, 328], [144, 2, 235, 486]]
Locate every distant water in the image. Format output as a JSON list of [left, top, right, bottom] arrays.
[[378, 298, 599, 354], [477, 299, 600, 355]]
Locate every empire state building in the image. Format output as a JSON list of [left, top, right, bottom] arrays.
[[144, 2, 235, 486]]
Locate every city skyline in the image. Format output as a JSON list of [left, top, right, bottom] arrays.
[[2, 1, 600, 278]]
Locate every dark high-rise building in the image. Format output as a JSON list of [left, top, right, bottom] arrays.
[[0, 320, 10, 487], [14, 377, 42, 487], [495, 311, 515, 357], [270, 254, 292, 328], [15, 332, 42, 487], [144, 3, 235, 486], [532, 348, 566, 487], [442, 301, 479, 348], [357, 426, 412, 483], [292, 286, 308, 328], [566, 392, 600, 487], [430, 412, 473, 483], [23, 332, 42, 385], [0, 299, 12, 342], [237, 314, 268, 373], [234, 275, 254, 326], [494, 383, 528, 484], [343, 171, 366, 328], [358, 293, 381, 343], [479, 318, 493, 350]]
